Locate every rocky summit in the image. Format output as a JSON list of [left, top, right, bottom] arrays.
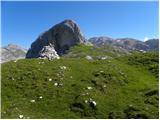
[[26, 19, 85, 59]]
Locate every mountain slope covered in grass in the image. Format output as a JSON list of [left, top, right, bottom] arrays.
[[1, 45, 159, 119]]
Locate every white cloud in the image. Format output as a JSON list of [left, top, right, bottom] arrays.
[[143, 37, 149, 42]]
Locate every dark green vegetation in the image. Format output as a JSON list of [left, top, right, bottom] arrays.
[[1, 44, 159, 119]]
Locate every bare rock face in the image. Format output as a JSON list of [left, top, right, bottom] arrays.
[[26, 19, 85, 59]]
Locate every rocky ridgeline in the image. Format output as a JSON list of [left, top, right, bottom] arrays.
[[26, 19, 85, 60], [1, 44, 27, 63], [88, 37, 159, 52]]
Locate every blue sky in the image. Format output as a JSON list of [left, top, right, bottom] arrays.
[[1, 1, 158, 48]]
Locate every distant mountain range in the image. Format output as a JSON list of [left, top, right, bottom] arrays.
[[1, 44, 27, 63], [1, 38, 159, 63], [1, 20, 159, 63], [88, 37, 159, 52]]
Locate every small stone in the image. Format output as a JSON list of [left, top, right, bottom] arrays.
[[89, 101, 97, 108], [85, 55, 93, 60], [19, 115, 24, 119]]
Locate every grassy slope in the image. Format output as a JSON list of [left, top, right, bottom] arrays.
[[1, 45, 159, 119]]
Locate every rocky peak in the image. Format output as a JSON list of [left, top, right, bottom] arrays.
[[62, 19, 76, 28], [26, 19, 85, 59], [1, 44, 27, 63]]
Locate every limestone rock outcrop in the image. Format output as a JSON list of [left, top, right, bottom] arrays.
[[26, 19, 85, 59]]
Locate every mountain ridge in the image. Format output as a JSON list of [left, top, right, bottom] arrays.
[[1, 44, 27, 63], [88, 37, 159, 52]]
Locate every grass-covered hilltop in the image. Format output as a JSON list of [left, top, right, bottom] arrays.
[[1, 44, 159, 119]]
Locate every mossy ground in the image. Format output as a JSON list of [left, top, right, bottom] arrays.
[[1, 45, 159, 119]]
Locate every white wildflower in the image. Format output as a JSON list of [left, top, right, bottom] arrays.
[[54, 83, 58, 86], [48, 78, 52, 81], [89, 98, 93, 101], [85, 100, 88, 103], [59, 83, 63, 86], [87, 86, 93, 90], [60, 66, 67, 70], [103, 85, 106, 88], [19, 115, 24, 119], [30, 100, 35, 103], [39, 96, 43, 99], [100, 71, 104, 73]]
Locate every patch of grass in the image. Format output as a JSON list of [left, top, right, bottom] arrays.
[[63, 44, 116, 58], [1, 46, 159, 119]]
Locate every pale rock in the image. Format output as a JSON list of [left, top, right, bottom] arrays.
[[85, 55, 93, 60]]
